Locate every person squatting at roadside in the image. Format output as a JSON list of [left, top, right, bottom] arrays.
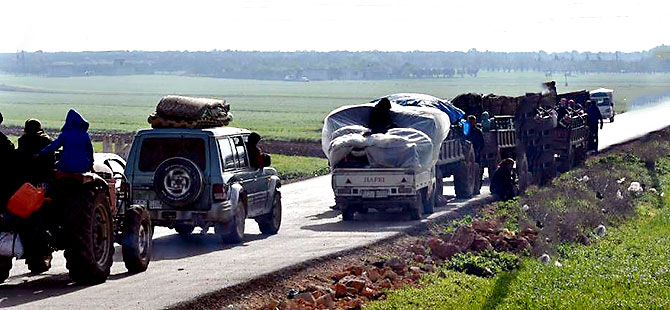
[[465, 115, 485, 195], [585, 100, 604, 153], [490, 158, 518, 201], [37, 109, 93, 173], [18, 119, 55, 185]]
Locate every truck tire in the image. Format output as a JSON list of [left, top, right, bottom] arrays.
[[409, 196, 422, 220], [610, 116, 614, 123], [64, 187, 114, 284], [121, 206, 152, 273], [421, 186, 435, 214], [341, 204, 355, 221], [216, 205, 246, 244], [435, 168, 445, 206], [174, 224, 195, 236], [0, 256, 11, 283], [154, 157, 203, 207], [473, 163, 483, 195], [256, 191, 282, 234], [454, 146, 476, 199]]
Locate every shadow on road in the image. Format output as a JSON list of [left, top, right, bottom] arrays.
[[121, 232, 272, 262], [0, 273, 88, 308], [305, 209, 340, 220]]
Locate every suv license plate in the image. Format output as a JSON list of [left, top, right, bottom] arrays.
[[148, 200, 163, 210]]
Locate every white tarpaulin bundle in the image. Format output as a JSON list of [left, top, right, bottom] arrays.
[[322, 103, 450, 170]]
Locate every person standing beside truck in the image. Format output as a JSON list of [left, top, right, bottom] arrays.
[[465, 115, 484, 194], [585, 100, 603, 153], [0, 112, 17, 210]]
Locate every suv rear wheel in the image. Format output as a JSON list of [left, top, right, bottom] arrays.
[[256, 191, 282, 235], [216, 205, 246, 244], [121, 206, 152, 273], [64, 187, 114, 284]]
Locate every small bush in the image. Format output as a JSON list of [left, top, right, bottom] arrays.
[[445, 251, 520, 277]]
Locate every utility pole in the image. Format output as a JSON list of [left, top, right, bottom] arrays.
[[564, 72, 568, 87]]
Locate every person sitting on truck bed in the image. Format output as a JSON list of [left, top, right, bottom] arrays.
[[490, 158, 518, 201], [37, 109, 94, 173], [369, 97, 396, 134], [18, 119, 55, 184], [481, 111, 491, 132], [585, 100, 604, 153]]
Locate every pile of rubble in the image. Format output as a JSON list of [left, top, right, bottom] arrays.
[[261, 218, 536, 310]]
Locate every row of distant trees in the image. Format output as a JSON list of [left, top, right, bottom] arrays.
[[1, 46, 669, 80]]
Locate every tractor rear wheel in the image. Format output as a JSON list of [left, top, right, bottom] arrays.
[[64, 187, 114, 284]]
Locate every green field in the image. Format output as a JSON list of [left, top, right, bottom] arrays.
[[1, 72, 669, 141]]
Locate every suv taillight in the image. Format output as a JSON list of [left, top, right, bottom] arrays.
[[213, 183, 228, 201]]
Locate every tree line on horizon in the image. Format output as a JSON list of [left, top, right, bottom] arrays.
[[1, 46, 669, 80]]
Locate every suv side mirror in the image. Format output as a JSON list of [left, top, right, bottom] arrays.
[[262, 153, 271, 167]]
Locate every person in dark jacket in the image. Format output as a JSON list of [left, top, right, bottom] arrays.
[[37, 109, 93, 173], [490, 158, 518, 201], [369, 98, 396, 134], [0, 112, 17, 210], [585, 100, 604, 153], [246, 132, 266, 169], [18, 119, 54, 184], [465, 115, 485, 164], [465, 115, 485, 194]]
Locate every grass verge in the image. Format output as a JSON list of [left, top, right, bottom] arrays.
[[367, 135, 670, 310], [270, 154, 329, 182], [368, 202, 669, 309]]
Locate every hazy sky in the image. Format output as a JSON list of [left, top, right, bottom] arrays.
[[1, 0, 668, 53]]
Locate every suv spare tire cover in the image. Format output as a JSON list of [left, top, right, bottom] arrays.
[[154, 157, 203, 207]]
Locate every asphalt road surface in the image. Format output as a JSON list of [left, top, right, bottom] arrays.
[[1, 100, 669, 309]]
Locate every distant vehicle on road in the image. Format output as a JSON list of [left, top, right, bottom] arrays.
[[124, 126, 282, 244], [590, 88, 615, 122]]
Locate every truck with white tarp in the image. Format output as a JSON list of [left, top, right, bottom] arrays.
[[322, 93, 479, 221]]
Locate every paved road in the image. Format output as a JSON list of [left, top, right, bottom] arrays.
[[1, 100, 669, 309]]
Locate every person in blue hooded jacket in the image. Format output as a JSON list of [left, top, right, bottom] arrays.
[[37, 109, 94, 173]]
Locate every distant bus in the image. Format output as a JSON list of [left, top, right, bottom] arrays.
[[589, 88, 615, 122]]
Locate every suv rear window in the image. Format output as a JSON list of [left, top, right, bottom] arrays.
[[138, 137, 206, 172]]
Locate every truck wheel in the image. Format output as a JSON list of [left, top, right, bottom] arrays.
[[0, 256, 11, 283], [122, 206, 152, 273], [610, 116, 614, 123], [64, 187, 114, 284], [473, 163, 483, 195], [421, 187, 435, 214], [256, 191, 282, 234], [454, 146, 476, 199], [435, 168, 445, 206], [216, 205, 246, 244], [341, 204, 355, 221], [174, 224, 195, 236]]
